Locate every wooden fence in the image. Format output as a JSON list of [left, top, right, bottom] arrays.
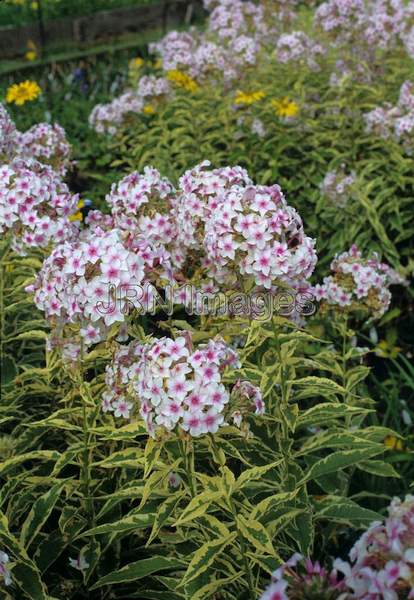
[[0, 0, 204, 59]]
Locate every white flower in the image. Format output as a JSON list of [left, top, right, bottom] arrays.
[[69, 554, 90, 571]]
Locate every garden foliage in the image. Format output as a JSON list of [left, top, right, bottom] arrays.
[[0, 0, 413, 598]]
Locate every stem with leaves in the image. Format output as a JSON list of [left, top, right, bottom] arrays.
[[230, 498, 256, 599], [78, 338, 95, 530], [180, 437, 197, 498]]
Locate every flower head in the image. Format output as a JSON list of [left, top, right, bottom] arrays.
[[102, 335, 261, 438], [271, 97, 299, 119], [6, 80, 41, 106]]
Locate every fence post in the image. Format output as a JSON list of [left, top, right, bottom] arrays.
[[35, 0, 47, 57]]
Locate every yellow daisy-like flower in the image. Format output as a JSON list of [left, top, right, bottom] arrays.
[[143, 104, 155, 115], [271, 97, 299, 119], [235, 90, 266, 105], [25, 50, 37, 62], [384, 435, 405, 451], [6, 80, 41, 106], [167, 70, 199, 93], [153, 58, 163, 69], [129, 56, 144, 70]]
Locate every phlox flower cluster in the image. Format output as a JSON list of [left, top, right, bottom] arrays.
[[0, 103, 72, 175], [89, 77, 170, 135], [105, 167, 183, 273], [364, 81, 414, 154], [99, 161, 317, 293], [334, 494, 414, 599], [276, 31, 326, 72], [311, 244, 406, 318], [259, 552, 345, 600], [319, 165, 356, 207], [30, 161, 317, 344], [0, 103, 19, 160], [364, 0, 407, 50], [17, 122, 73, 177], [259, 495, 414, 598], [203, 183, 317, 289], [84, 209, 115, 232], [314, 0, 366, 45], [205, 0, 298, 32], [150, 31, 228, 83], [0, 158, 79, 255], [89, 92, 144, 135], [30, 227, 152, 345], [150, 0, 298, 87], [172, 160, 252, 259], [105, 166, 175, 230], [206, 0, 268, 41], [315, 0, 414, 56], [136, 74, 171, 100], [400, 2, 414, 58], [102, 334, 264, 437]]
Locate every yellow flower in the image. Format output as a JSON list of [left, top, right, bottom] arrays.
[[374, 339, 401, 359], [6, 80, 41, 106], [167, 70, 198, 93], [235, 90, 266, 105], [69, 211, 83, 223], [154, 59, 163, 69], [271, 97, 299, 118], [76, 199, 85, 210], [25, 41, 37, 62], [129, 57, 144, 71], [25, 50, 37, 62], [143, 104, 155, 115], [384, 435, 405, 451]]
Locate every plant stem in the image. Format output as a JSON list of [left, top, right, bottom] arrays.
[[0, 238, 11, 367], [79, 338, 95, 529], [181, 438, 197, 498], [230, 498, 255, 598], [274, 323, 290, 481]]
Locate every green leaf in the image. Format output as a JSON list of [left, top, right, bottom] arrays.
[[356, 460, 400, 478], [174, 491, 223, 526], [235, 460, 283, 491], [146, 492, 184, 546], [20, 481, 66, 548], [0, 511, 48, 599], [95, 447, 144, 468], [10, 330, 48, 341], [251, 491, 299, 520], [314, 497, 382, 525], [297, 404, 370, 428], [83, 512, 154, 536], [290, 376, 346, 398], [0, 451, 61, 477], [237, 514, 275, 556], [180, 533, 236, 587], [298, 447, 385, 485], [144, 437, 163, 478], [91, 556, 185, 589], [186, 573, 242, 600]]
